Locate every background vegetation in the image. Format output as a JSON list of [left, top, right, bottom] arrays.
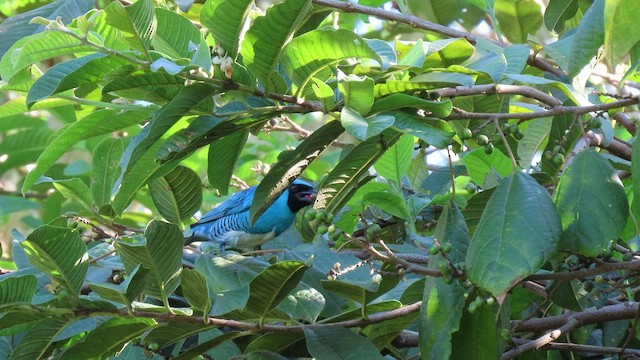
[[1, 0, 640, 358]]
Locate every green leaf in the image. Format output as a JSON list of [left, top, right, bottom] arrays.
[[604, 0, 640, 67], [201, 0, 253, 57], [104, 0, 156, 55], [568, 0, 604, 77], [310, 78, 336, 110], [8, 317, 73, 360], [544, 0, 580, 32], [316, 130, 402, 213], [466, 172, 562, 294], [374, 134, 413, 185], [370, 93, 453, 118], [0, 0, 94, 59], [554, 149, 629, 256], [341, 107, 395, 141], [173, 331, 249, 360], [241, 0, 312, 92], [115, 221, 183, 305], [495, 0, 543, 43], [419, 279, 466, 360], [51, 178, 93, 210], [153, 8, 203, 59], [392, 113, 453, 149], [304, 327, 384, 360], [26, 54, 130, 108], [423, 38, 475, 69], [516, 117, 552, 170], [102, 72, 185, 101], [250, 120, 344, 225], [181, 269, 212, 315], [363, 191, 411, 220], [22, 109, 151, 193], [0, 275, 37, 304], [0, 126, 52, 175], [208, 130, 248, 196], [462, 148, 514, 188], [433, 203, 470, 264], [91, 137, 125, 208], [246, 261, 309, 322], [21, 225, 88, 295], [338, 75, 374, 115], [144, 322, 209, 349], [450, 303, 500, 359], [0, 197, 40, 218], [282, 29, 381, 95], [120, 83, 217, 174], [149, 165, 203, 224], [60, 317, 157, 360], [90, 265, 150, 306], [633, 134, 640, 217], [194, 254, 254, 316], [373, 80, 430, 98]]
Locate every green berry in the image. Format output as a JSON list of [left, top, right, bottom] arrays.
[[304, 209, 316, 221], [552, 153, 564, 165], [476, 135, 489, 145], [623, 252, 633, 261], [460, 128, 473, 140], [148, 342, 160, 351], [509, 123, 519, 134], [441, 242, 453, 254], [484, 143, 494, 155], [595, 275, 605, 283], [315, 211, 326, 221], [317, 225, 328, 235], [325, 213, 334, 223], [486, 297, 495, 305], [501, 122, 511, 133], [513, 130, 524, 140], [553, 145, 563, 154], [443, 276, 454, 284], [371, 273, 383, 284], [429, 245, 441, 255], [602, 249, 613, 259], [468, 301, 478, 314], [451, 142, 462, 153], [499, 328, 511, 341], [327, 225, 336, 234], [590, 117, 602, 129], [465, 183, 477, 194]]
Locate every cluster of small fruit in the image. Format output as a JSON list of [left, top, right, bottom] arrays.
[[457, 122, 525, 155], [304, 208, 339, 241]]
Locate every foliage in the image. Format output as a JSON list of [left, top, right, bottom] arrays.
[[1, 0, 640, 358]]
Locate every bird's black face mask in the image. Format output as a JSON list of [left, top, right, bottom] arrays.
[[287, 183, 317, 212]]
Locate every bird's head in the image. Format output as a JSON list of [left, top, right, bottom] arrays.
[[287, 180, 317, 212]]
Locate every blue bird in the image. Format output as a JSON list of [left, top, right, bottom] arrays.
[[185, 179, 316, 251]]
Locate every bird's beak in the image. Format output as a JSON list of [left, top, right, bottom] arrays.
[[302, 190, 317, 202]]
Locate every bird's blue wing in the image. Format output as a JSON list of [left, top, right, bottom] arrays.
[[192, 186, 256, 225]]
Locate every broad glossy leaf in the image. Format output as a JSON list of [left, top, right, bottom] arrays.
[[8, 317, 73, 360], [363, 191, 411, 220], [419, 278, 466, 360], [153, 8, 202, 59], [90, 265, 149, 306], [392, 113, 453, 149], [0, 196, 40, 218], [282, 29, 381, 95], [495, 0, 543, 43], [0, 126, 52, 175], [51, 178, 93, 210], [461, 148, 514, 188], [22, 109, 151, 193], [91, 137, 125, 207], [208, 130, 248, 196], [568, 0, 604, 77], [144, 322, 209, 349], [246, 261, 309, 320], [423, 38, 475, 69], [544, 0, 580, 32], [200, 0, 253, 57], [341, 107, 394, 141], [251, 120, 344, 225], [604, 0, 640, 67], [115, 221, 183, 303], [104, 0, 156, 54], [450, 303, 499, 359], [374, 134, 413, 185], [554, 149, 629, 256], [241, 0, 312, 92], [120, 83, 217, 174], [182, 269, 212, 315], [0, 275, 37, 304], [369, 93, 453, 117], [0, 0, 94, 59], [173, 331, 248, 360], [434, 203, 470, 264], [338, 75, 374, 115], [102, 72, 185, 101], [0, 27, 94, 82], [316, 130, 402, 213], [304, 327, 384, 360], [195, 254, 255, 315], [21, 225, 88, 295], [466, 172, 562, 295], [27, 54, 131, 107], [149, 165, 203, 224], [60, 318, 156, 360], [517, 117, 552, 170]]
